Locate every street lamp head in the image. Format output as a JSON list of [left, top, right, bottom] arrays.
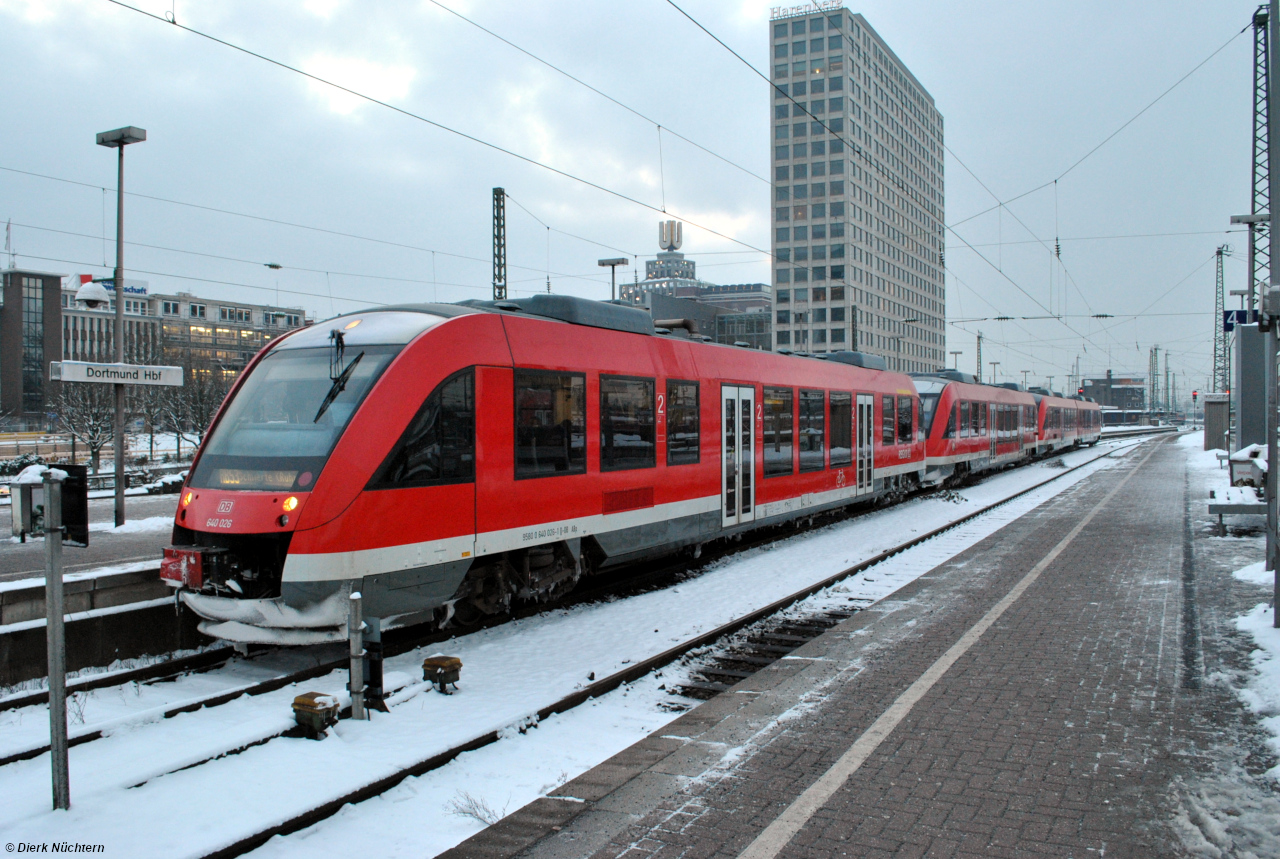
[[96, 126, 147, 148], [74, 279, 112, 309], [598, 258, 628, 267]]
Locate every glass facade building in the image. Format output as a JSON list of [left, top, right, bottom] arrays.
[[769, 7, 944, 371]]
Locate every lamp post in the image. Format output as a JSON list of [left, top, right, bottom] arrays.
[[598, 258, 628, 302], [949, 350, 962, 369], [989, 361, 1000, 384], [1021, 370, 1031, 389], [96, 126, 146, 528], [1230, 288, 1249, 310]]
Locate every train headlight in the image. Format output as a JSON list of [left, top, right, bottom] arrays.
[[182, 491, 193, 507], [283, 496, 299, 512]]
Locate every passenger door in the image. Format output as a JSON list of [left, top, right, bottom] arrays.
[[721, 385, 756, 528], [856, 394, 874, 493]]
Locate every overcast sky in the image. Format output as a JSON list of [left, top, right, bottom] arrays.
[[0, 0, 1263, 393]]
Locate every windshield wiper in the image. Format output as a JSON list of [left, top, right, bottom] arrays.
[[314, 328, 364, 423]]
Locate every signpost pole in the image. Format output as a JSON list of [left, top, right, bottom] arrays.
[[43, 473, 69, 810]]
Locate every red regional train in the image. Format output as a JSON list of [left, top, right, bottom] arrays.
[[161, 296, 1100, 644]]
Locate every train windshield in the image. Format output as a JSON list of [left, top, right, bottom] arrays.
[[919, 394, 940, 435], [189, 345, 399, 492]]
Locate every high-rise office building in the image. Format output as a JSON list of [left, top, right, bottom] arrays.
[[769, 6, 944, 371]]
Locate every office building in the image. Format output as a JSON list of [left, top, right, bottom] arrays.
[[770, 6, 944, 369], [0, 267, 309, 428]]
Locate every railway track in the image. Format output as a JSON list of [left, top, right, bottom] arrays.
[[0, 434, 1167, 774], [192, 434, 1162, 859]]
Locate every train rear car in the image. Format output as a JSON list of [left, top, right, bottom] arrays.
[[914, 371, 1037, 486]]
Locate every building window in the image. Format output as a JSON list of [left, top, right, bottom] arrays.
[[811, 202, 827, 218], [776, 187, 791, 202], [775, 165, 790, 180], [792, 40, 806, 55], [830, 201, 845, 217], [812, 287, 827, 302], [831, 244, 845, 258], [777, 248, 791, 262], [776, 207, 790, 222], [777, 289, 791, 304], [21, 276, 44, 413], [776, 125, 788, 141], [830, 159, 845, 174], [514, 370, 586, 478], [777, 310, 790, 324], [830, 223, 845, 238], [831, 264, 846, 280], [794, 225, 809, 240], [776, 227, 791, 242], [793, 183, 808, 199], [763, 387, 794, 477], [189, 304, 206, 319], [792, 122, 808, 138], [829, 76, 843, 91], [811, 140, 826, 155], [811, 223, 827, 240], [775, 85, 789, 100], [777, 330, 791, 345], [791, 20, 804, 35], [775, 43, 788, 58], [831, 328, 846, 343], [775, 145, 790, 160], [776, 269, 791, 284], [667, 380, 699, 466], [829, 392, 852, 467], [372, 369, 474, 487], [810, 181, 826, 197], [809, 17, 824, 31], [794, 205, 808, 220], [831, 306, 846, 322], [794, 163, 808, 179], [793, 268, 809, 283], [162, 300, 180, 316], [813, 329, 827, 344], [600, 375, 655, 471]]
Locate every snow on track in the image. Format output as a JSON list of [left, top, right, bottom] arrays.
[[0, 441, 1142, 857]]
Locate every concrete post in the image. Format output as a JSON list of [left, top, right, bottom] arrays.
[[348, 589, 365, 720], [44, 473, 69, 810]]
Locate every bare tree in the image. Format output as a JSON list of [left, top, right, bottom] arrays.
[[56, 383, 115, 474], [128, 342, 167, 463]]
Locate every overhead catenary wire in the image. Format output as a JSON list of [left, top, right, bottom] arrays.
[[103, 0, 775, 260], [946, 26, 1248, 231], [423, 0, 769, 185]]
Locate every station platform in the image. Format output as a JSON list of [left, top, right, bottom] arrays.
[[438, 435, 1279, 858]]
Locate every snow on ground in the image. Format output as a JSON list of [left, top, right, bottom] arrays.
[[0, 440, 1140, 857], [0, 559, 158, 595], [87, 515, 173, 535]]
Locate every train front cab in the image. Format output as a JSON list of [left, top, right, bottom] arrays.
[[918, 378, 1037, 486]]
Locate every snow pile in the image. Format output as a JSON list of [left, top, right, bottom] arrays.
[[14, 464, 68, 484], [1234, 599, 1280, 779]]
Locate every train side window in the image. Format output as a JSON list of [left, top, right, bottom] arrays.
[[600, 375, 656, 471], [829, 392, 852, 467], [798, 389, 825, 472], [371, 368, 475, 488], [764, 387, 795, 476], [896, 396, 912, 443], [666, 380, 700, 465], [881, 395, 894, 445], [960, 401, 970, 438], [943, 403, 956, 439], [514, 370, 586, 478]]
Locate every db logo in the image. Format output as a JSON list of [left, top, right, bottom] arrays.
[[217, 500, 235, 513]]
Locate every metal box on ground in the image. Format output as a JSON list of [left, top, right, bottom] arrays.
[[1204, 393, 1231, 451]]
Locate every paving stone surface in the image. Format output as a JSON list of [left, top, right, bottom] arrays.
[[440, 438, 1280, 859]]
